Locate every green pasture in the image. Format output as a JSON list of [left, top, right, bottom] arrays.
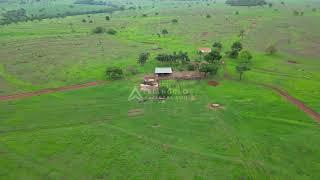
[[0, 79, 319, 179]]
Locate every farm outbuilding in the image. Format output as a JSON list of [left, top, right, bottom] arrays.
[[198, 48, 212, 53], [155, 67, 173, 77]]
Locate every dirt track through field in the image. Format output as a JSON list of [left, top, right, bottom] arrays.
[[222, 61, 320, 123], [264, 84, 320, 122], [0, 81, 106, 101]]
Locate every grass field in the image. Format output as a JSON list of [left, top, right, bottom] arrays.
[[0, 0, 320, 179]]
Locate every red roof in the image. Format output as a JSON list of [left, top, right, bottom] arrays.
[[198, 48, 211, 53]]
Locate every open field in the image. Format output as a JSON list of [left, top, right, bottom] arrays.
[[0, 0, 320, 179], [1, 80, 320, 179]]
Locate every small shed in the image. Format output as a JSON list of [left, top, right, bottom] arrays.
[[198, 48, 212, 53], [155, 67, 172, 77]]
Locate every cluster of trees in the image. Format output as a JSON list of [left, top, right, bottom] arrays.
[[107, 43, 253, 81], [225, 41, 253, 80], [0, 8, 28, 25], [155, 51, 190, 63], [198, 42, 223, 76], [226, 0, 267, 6]]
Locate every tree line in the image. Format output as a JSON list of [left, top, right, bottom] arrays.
[[0, 7, 122, 25], [226, 0, 267, 6]]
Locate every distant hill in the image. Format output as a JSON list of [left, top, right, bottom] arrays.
[[226, 0, 267, 6]]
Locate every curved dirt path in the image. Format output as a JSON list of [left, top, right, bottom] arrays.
[[263, 84, 320, 122], [222, 61, 320, 123], [0, 81, 106, 101]]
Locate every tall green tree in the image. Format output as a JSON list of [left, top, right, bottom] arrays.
[[204, 50, 222, 63], [239, 30, 245, 40], [229, 41, 243, 58], [236, 50, 252, 80], [161, 29, 169, 37], [138, 52, 150, 66], [265, 45, 277, 55]]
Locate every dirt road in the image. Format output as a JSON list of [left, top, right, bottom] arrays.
[[265, 84, 320, 122], [0, 81, 105, 101]]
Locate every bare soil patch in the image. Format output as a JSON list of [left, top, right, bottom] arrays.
[[288, 60, 298, 64], [151, 124, 161, 128], [208, 103, 224, 110], [201, 32, 209, 36], [128, 109, 144, 117], [158, 71, 205, 80], [208, 81, 219, 87]]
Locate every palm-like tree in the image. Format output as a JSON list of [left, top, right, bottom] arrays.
[[161, 29, 169, 37], [239, 30, 245, 40]]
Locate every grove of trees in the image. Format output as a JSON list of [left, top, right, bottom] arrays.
[[155, 51, 190, 63]]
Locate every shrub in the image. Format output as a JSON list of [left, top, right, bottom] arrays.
[[172, 19, 178, 23], [106, 67, 123, 80], [107, 28, 117, 35], [92, 26, 106, 34], [293, 10, 300, 16], [265, 45, 277, 55]]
